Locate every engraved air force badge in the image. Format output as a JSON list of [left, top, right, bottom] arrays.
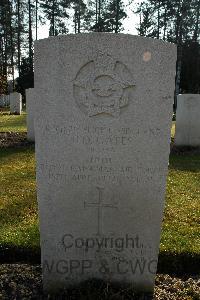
[[73, 53, 135, 117]]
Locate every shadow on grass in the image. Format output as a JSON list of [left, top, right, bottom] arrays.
[[169, 152, 200, 172], [0, 145, 34, 160], [158, 251, 200, 276], [0, 245, 199, 277]]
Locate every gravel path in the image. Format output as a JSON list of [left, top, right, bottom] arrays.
[[0, 264, 199, 299]]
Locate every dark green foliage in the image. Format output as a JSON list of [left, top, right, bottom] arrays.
[[135, 0, 200, 97], [180, 41, 200, 93], [40, 0, 70, 36], [85, 0, 126, 32], [15, 57, 34, 100], [0, 74, 8, 94]]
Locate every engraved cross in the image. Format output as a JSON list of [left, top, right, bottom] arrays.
[[84, 186, 118, 236]]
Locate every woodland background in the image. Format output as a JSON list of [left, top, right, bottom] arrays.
[[0, 0, 200, 109]]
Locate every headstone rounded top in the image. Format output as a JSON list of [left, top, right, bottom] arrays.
[[35, 33, 176, 49]]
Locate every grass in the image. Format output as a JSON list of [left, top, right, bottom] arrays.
[[0, 109, 27, 132], [0, 146, 39, 248], [171, 121, 176, 139], [161, 154, 200, 254], [0, 146, 199, 256]]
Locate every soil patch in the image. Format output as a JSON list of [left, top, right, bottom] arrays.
[[0, 132, 33, 148]]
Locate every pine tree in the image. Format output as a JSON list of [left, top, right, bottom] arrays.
[[40, 0, 69, 36], [136, 1, 154, 36], [135, 0, 200, 103], [0, 0, 16, 91], [85, 0, 126, 32], [72, 0, 87, 33]]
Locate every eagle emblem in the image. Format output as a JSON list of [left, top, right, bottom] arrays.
[[73, 53, 135, 117]]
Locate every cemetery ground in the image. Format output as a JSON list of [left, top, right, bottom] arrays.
[[0, 109, 26, 132], [0, 110, 200, 299]]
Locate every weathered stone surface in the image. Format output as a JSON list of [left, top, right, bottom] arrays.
[[26, 88, 35, 141], [34, 33, 176, 294], [10, 92, 22, 114], [0, 95, 4, 107], [175, 94, 200, 146]]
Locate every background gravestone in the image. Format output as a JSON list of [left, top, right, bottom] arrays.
[[34, 34, 176, 294], [5, 95, 10, 107], [0, 94, 10, 108], [0, 95, 4, 107], [26, 88, 35, 141], [10, 92, 22, 115], [175, 94, 200, 146]]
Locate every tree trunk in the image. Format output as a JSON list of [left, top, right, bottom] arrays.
[[98, 0, 101, 31], [115, 0, 119, 33], [8, 0, 15, 90], [28, 0, 33, 71], [17, 0, 21, 77], [157, 0, 160, 39], [163, 0, 168, 40], [52, 0, 55, 36], [193, 0, 200, 42], [36, 0, 38, 40], [175, 0, 181, 43], [74, 11, 77, 33], [95, 0, 98, 28], [77, 0, 81, 33]]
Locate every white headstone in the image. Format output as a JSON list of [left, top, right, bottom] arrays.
[[26, 88, 35, 141], [175, 94, 200, 146], [10, 92, 22, 114], [0, 94, 9, 107], [0, 95, 3, 107], [34, 34, 176, 294], [5, 94, 10, 107]]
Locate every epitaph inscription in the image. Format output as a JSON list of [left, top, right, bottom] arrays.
[[73, 53, 135, 117]]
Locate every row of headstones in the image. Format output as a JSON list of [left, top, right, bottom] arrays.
[[0, 92, 22, 115], [20, 34, 200, 296], [27, 92, 200, 146]]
